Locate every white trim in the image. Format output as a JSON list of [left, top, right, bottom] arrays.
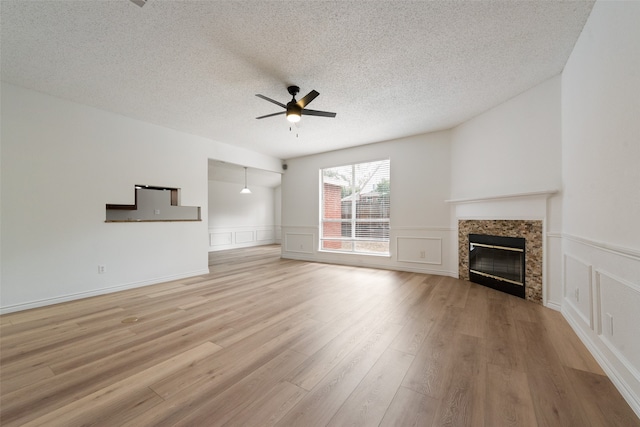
[[545, 301, 562, 311], [235, 230, 255, 244], [284, 232, 314, 254], [392, 226, 455, 232], [208, 224, 277, 230], [562, 305, 640, 419], [563, 233, 640, 261], [456, 215, 546, 221], [282, 252, 457, 277], [396, 236, 443, 265], [281, 225, 319, 230], [563, 253, 594, 329], [446, 189, 558, 204], [283, 225, 455, 232], [0, 268, 210, 314]]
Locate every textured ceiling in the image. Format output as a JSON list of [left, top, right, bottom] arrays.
[[1, 0, 594, 160]]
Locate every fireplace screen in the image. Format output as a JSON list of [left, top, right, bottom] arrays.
[[468, 234, 526, 298]]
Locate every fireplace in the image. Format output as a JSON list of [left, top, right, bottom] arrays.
[[458, 220, 542, 304], [469, 234, 525, 299]]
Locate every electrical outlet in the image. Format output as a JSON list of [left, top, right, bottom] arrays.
[[420, 251, 426, 259], [607, 313, 614, 336], [98, 265, 106, 274], [154, 209, 160, 215]]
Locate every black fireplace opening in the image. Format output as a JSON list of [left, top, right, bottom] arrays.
[[468, 234, 526, 299]]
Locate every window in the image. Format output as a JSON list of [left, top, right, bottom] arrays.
[[320, 159, 390, 255]]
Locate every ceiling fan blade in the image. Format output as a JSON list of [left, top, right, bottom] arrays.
[[301, 109, 337, 118], [256, 111, 286, 119], [255, 94, 286, 109], [297, 90, 319, 108]]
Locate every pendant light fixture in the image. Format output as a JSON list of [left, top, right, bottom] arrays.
[[240, 167, 251, 194]]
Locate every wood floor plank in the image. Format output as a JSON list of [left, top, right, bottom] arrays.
[[518, 320, 592, 427], [285, 300, 399, 391], [541, 308, 606, 375], [484, 296, 526, 372], [401, 307, 460, 399], [21, 342, 221, 427], [485, 363, 537, 427], [564, 366, 640, 427], [148, 316, 318, 400], [379, 386, 439, 427], [431, 332, 486, 427], [0, 244, 637, 426], [171, 349, 307, 426], [389, 282, 438, 355], [0, 365, 55, 395], [275, 320, 403, 426], [457, 282, 489, 338], [223, 380, 307, 427], [0, 313, 233, 425], [327, 347, 414, 426]]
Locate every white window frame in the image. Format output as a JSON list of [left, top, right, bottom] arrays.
[[319, 159, 390, 256]]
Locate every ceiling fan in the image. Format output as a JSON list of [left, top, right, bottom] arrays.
[[255, 86, 337, 123]]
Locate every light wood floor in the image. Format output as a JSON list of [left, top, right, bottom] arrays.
[[1, 245, 638, 426]]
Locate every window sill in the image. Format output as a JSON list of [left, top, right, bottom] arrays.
[[318, 249, 391, 258]]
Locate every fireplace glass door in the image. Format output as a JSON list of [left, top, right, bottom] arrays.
[[468, 234, 526, 298]]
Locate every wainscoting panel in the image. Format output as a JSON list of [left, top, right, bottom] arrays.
[[208, 226, 276, 251], [257, 229, 274, 242], [235, 231, 254, 244], [284, 232, 314, 254], [396, 236, 442, 265], [280, 225, 456, 277], [210, 232, 233, 246], [562, 234, 640, 418], [596, 270, 640, 376], [564, 254, 593, 329]]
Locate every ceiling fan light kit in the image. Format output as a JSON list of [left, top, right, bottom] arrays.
[[286, 104, 302, 123], [256, 85, 336, 123]]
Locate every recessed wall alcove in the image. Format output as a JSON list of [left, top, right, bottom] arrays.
[[106, 185, 201, 222]]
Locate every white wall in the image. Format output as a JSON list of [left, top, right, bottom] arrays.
[[281, 131, 456, 276], [450, 75, 563, 307], [207, 180, 277, 250], [0, 82, 282, 313], [561, 1, 640, 417], [275, 185, 282, 243], [450, 75, 562, 200]]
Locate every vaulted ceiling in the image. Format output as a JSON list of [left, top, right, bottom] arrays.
[[1, 0, 594, 160]]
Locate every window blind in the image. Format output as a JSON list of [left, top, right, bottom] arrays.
[[320, 159, 390, 255]]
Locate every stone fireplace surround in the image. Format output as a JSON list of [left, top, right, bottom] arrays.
[[459, 219, 543, 304]]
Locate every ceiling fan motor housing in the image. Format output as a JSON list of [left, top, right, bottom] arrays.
[[287, 102, 302, 117]]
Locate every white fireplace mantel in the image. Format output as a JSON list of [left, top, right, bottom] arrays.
[[445, 189, 558, 205], [447, 190, 559, 221]]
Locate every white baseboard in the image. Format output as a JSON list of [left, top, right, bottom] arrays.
[[281, 252, 457, 277], [0, 268, 211, 314], [545, 300, 562, 311], [562, 303, 640, 419]]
